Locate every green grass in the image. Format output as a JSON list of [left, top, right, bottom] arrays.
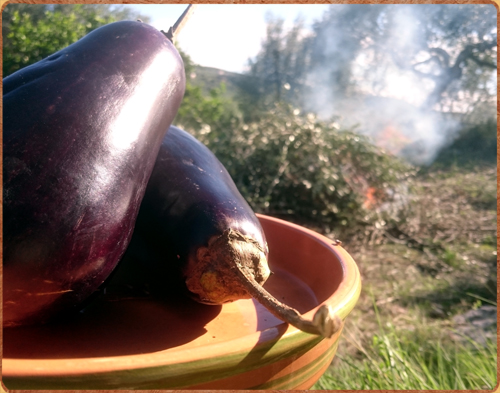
[[312, 306, 497, 390], [314, 336, 497, 390], [307, 153, 498, 391]]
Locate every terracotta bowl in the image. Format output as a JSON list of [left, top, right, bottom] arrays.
[[2, 214, 361, 390]]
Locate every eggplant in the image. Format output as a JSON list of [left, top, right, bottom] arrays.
[[126, 126, 270, 304], [128, 126, 341, 338], [3, 21, 186, 327]]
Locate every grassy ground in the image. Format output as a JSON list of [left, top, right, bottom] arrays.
[[312, 165, 497, 390]]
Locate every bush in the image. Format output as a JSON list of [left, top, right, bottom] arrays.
[[431, 119, 497, 170], [181, 102, 415, 236], [2, 4, 149, 77]]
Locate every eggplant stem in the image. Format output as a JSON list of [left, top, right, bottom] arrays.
[[233, 260, 343, 339], [186, 228, 342, 338], [162, 4, 198, 43]]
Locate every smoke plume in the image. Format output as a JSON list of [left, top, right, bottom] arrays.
[[302, 5, 464, 165]]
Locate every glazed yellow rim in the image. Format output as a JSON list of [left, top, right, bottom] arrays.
[[3, 215, 362, 389]]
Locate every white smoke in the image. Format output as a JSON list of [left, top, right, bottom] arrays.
[[302, 5, 463, 165]]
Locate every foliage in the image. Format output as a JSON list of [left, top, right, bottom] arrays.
[[430, 119, 497, 169], [175, 82, 242, 136], [247, 15, 313, 111], [174, 49, 244, 137], [313, 322, 497, 390], [309, 5, 387, 99], [247, 4, 497, 117], [175, 52, 417, 236], [381, 4, 497, 111], [182, 103, 415, 235], [2, 4, 149, 77], [3, 8, 85, 77]]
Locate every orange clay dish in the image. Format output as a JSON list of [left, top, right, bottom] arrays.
[[3, 214, 361, 389]]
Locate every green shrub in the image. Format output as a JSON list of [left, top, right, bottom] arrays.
[[431, 119, 497, 170], [314, 329, 497, 390], [180, 103, 415, 234], [2, 4, 147, 77]]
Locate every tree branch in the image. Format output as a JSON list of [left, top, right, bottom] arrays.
[[428, 47, 451, 68], [420, 39, 497, 109], [468, 53, 497, 69], [452, 40, 497, 69]]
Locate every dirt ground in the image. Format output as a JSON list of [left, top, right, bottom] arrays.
[[328, 166, 497, 359]]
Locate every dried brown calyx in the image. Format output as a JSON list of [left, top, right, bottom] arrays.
[[184, 229, 270, 304], [184, 228, 342, 339]]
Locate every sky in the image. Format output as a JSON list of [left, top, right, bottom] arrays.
[[127, 4, 330, 73]]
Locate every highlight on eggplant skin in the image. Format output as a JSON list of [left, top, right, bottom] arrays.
[[130, 125, 271, 305], [3, 21, 186, 327]]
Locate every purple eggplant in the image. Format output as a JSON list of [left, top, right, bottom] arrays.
[[3, 21, 186, 327], [128, 125, 270, 304], [127, 126, 341, 338]]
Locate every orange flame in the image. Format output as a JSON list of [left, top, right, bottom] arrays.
[[362, 187, 378, 209], [377, 124, 412, 155]]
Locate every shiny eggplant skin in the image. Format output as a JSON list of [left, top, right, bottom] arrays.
[[129, 126, 270, 304], [3, 21, 186, 327]]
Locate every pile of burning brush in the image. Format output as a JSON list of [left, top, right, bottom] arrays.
[[344, 167, 496, 256]]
